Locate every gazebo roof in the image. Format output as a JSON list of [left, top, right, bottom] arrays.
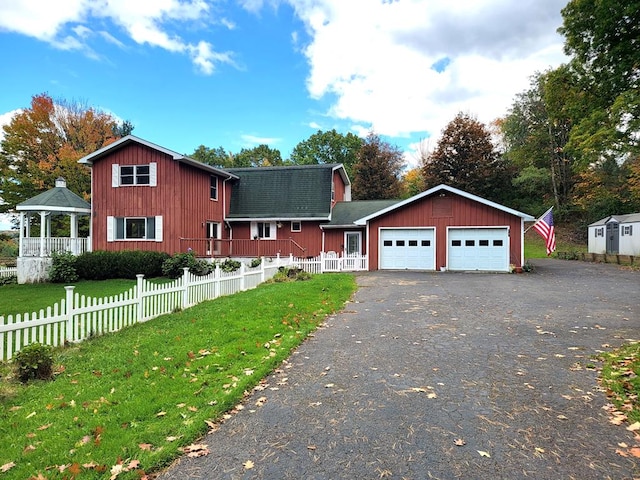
[[16, 178, 91, 214]]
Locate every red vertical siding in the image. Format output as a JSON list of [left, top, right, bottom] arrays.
[[91, 143, 227, 254], [367, 192, 524, 270], [332, 170, 347, 203], [322, 228, 367, 254]]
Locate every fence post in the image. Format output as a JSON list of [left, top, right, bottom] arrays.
[[320, 251, 325, 273], [240, 263, 246, 291], [65, 286, 75, 342], [214, 264, 220, 298], [136, 274, 145, 322], [289, 253, 293, 267], [260, 256, 265, 283], [182, 267, 190, 309], [276, 253, 281, 268]]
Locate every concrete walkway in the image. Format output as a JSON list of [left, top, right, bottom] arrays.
[[158, 259, 640, 479]]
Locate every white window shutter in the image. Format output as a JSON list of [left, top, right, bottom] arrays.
[[250, 222, 257, 238], [155, 215, 163, 242], [149, 162, 157, 187], [112, 164, 120, 187], [107, 216, 115, 242]]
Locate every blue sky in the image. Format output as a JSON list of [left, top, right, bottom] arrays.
[[0, 0, 569, 229]]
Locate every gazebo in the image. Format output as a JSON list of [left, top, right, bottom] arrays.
[[15, 177, 91, 283]]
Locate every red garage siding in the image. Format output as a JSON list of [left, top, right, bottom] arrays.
[[366, 192, 524, 270]]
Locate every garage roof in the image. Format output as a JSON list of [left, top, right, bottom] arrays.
[[323, 200, 400, 228], [354, 184, 535, 225]]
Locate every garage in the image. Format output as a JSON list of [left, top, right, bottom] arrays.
[[379, 228, 435, 270], [447, 228, 509, 271]]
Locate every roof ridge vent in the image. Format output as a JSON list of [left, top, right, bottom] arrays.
[[55, 177, 67, 188]]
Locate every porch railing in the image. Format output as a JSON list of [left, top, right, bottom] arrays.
[[19, 237, 90, 257], [180, 238, 307, 258]]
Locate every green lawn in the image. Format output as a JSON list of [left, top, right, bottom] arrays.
[[0, 274, 357, 479], [524, 227, 587, 260]]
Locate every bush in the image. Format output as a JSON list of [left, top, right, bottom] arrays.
[[76, 250, 170, 280], [269, 266, 312, 282], [217, 258, 241, 272], [49, 251, 79, 283], [0, 275, 17, 286], [14, 343, 54, 383], [162, 252, 213, 279], [249, 258, 262, 268]]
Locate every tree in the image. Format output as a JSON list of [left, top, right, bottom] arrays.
[[351, 133, 404, 200], [400, 168, 425, 199], [559, 0, 640, 164], [232, 144, 286, 167], [422, 112, 512, 203], [191, 145, 234, 168], [290, 129, 363, 178], [0, 93, 129, 212]]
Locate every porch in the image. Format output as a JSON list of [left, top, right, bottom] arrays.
[[180, 238, 308, 258], [19, 237, 90, 257]]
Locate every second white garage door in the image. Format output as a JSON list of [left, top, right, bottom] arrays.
[[448, 228, 509, 271], [379, 228, 435, 270]]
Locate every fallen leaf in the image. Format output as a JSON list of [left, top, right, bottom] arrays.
[[26, 411, 36, 419], [557, 415, 568, 420], [626, 422, 640, 432], [307, 445, 317, 450], [156, 411, 167, 417], [454, 438, 466, 446], [477, 450, 491, 458], [1, 462, 15, 473], [243, 460, 255, 470], [139, 443, 153, 451], [38, 423, 52, 431], [23, 444, 36, 453], [630, 447, 640, 458], [183, 444, 210, 458], [166, 436, 180, 442]]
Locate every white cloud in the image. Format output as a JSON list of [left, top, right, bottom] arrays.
[[284, 0, 569, 141], [0, 0, 233, 74], [241, 134, 282, 147], [0, 109, 20, 146]]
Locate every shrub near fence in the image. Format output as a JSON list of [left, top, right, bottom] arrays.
[[0, 258, 288, 361]]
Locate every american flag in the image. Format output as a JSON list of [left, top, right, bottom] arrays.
[[533, 207, 556, 256]]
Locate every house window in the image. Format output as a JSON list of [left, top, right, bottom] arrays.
[[112, 163, 157, 187], [210, 176, 218, 200], [622, 225, 633, 236], [291, 221, 302, 232], [111, 217, 160, 241], [251, 221, 276, 239]]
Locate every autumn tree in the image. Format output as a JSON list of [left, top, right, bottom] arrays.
[[401, 168, 425, 199], [0, 93, 131, 211], [351, 133, 404, 200], [290, 129, 362, 178], [422, 112, 512, 203]]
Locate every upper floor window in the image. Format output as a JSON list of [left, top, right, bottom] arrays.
[[210, 176, 218, 200], [112, 163, 157, 187], [291, 221, 302, 232]]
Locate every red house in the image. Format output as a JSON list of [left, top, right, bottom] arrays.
[[78, 135, 534, 272]]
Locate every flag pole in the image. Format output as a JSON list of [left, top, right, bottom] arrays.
[[524, 206, 553, 234]]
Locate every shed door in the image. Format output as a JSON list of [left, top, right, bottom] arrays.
[[379, 229, 435, 270], [606, 222, 619, 254], [448, 228, 509, 271]]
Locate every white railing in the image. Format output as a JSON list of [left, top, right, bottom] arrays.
[[0, 257, 291, 361], [0, 266, 18, 279], [292, 252, 368, 273], [20, 237, 89, 257]]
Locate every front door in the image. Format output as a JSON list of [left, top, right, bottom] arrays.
[[606, 222, 619, 254], [206, 222, 220, 255], [345, 232, 361, 256]]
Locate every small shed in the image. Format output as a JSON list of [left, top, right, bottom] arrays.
[[588, 213, 640, 255], [15, 177, 91, 283]]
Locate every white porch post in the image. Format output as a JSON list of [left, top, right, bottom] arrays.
[[70, 213, 78, 254], [19, 212, 25, 257], [40, 211, 46, 257]]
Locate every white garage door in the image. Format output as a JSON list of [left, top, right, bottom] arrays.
[[380, 229, 435, 270], [448, 228, 509, 271]]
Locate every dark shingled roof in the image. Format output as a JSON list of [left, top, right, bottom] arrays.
[[325, 200, 401, 227], [17, 182, 90, 212], [226, 164, 340, 219]]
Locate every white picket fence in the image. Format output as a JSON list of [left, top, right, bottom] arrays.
[[0, 258, 290, 361], [0, 266, 17, 279], [293, 252, 368, 274]]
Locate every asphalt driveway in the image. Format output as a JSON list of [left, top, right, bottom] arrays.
[[158, 259, 640, 479]]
